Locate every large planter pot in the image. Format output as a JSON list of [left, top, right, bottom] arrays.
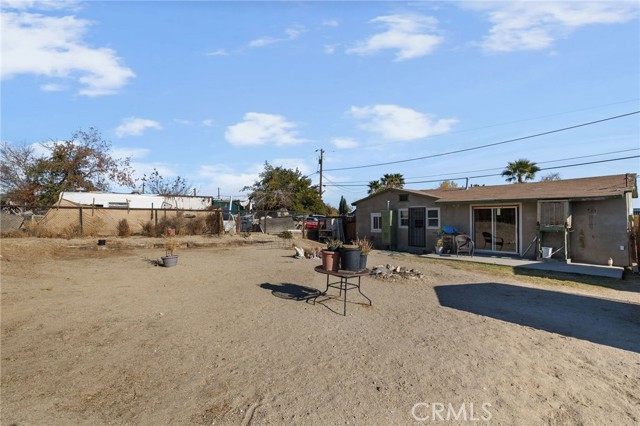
[[321, 250, 340, 271], [162, 255, 179, 267], [359, 253, 368, 271], [340, 245, 362, 272]]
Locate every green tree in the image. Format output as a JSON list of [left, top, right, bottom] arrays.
[[367, 173, 405, 195], [338, 196, 350, 215], [2, 128, 134, 206], [437, 180, 460, 190], [501, 159, 541, 184], [243, 162, 325, 213], [141, 168, 191, 195]]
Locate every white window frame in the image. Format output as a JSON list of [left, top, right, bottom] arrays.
[[371, 213, 382, 233], [426, 208, 440, 229], [398, 209, 409, 228]]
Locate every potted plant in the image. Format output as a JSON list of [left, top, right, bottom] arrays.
[[354, 238, 373, 270], [321, 238, 342, 271], [435, 238, 444, 255], [162, 237, 179, 267]]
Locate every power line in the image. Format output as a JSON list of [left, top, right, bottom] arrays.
[[341, 147, 640, 183], [323, 111, 639, 172], [322, 154, 640, 187], [406, 155, 640, 185]]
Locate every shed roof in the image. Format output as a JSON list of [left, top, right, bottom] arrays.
[[352, 174, 637, 205]]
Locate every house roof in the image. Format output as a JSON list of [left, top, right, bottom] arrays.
[[352, 174, 637, 205]]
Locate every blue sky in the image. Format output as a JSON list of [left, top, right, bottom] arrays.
[[2, 0, 639, 209]]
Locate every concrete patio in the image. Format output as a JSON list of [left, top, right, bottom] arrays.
[[421, 252, 626, 279]]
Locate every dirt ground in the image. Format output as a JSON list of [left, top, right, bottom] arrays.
[[1, 235, 639, 425]]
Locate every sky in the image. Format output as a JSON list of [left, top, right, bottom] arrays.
[[2, 0, 639, 209]]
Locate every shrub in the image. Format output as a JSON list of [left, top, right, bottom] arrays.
[[60, 224, 82, 240], [185, 216, 206, 235], [141, 221, 156, 237], [205, 211, 224, 235], [117, 219, 131, 237]]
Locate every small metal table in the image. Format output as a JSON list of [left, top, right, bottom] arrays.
[[313, 265, 372, 316]]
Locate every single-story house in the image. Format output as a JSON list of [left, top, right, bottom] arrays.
[[352, 173, 637, 267]]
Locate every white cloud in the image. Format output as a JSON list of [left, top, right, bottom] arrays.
[[197, 164, 260, 196], [347, 14, 443, 61], [248, 25, 305, 48], [323, 44, 337, 54], [470, 1, 638, 52], [271, 158, 311, 175], [205, 48, 229, 56], [131, 162, 176, 181], [225, 112, 305, 146], [201, 119, 214, 127], [322, 19, 339, 27], [196, 159, 312, 197], [1, 10, 135, 96], [1, 1, 81, 11], [173, 118, 192, 126], [331, 137, 359, 149], [349, 104, 457, 141], [40, 83, 64, 92], [115, 117, 162, 138]]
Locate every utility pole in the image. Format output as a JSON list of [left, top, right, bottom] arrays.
[[317, 148, 324, 199]]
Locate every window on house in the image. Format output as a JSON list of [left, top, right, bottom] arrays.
[[398, 209, 409, 228], [371, 213, 382, 232], [426, 208, 440, 228], [399, 194, 409, 202]]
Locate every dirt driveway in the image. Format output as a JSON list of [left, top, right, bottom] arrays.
[[1, 236, 639, 425]]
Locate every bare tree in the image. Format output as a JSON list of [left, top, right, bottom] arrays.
[[0, 142, 39, 205], [539, 172, 561, 182], [2, 128, 134, 206], [141, 168, 191, 196]]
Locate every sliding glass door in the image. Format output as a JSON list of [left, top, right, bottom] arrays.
[[473, 206, 518, 253]]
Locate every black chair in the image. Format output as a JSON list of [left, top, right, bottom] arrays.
[[482, 232, 503, 249]]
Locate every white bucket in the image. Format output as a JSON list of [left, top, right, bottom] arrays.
[[541, 247, 553, 259]]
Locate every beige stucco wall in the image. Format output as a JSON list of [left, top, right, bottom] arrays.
[[354, 189, 439, 253], [35, 200, 220, 236], [570, 198, 629, 266]]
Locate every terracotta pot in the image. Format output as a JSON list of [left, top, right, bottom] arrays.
[[321, 250, 340, 271]]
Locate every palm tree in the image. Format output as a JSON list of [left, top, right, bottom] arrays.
[[380, 173, 405, 189], [501, 159, 541, 183], [367, 180, 381, 195]]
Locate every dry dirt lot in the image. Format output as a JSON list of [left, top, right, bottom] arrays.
[[1, 235, 639, 425]]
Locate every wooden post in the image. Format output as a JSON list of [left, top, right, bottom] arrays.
[[79, 207, 84, 236]]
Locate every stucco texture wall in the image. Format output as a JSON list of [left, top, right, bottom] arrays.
[[355, 190, 439, 253], [571, 198, 629, 267], [35, 200, 220, 237]]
